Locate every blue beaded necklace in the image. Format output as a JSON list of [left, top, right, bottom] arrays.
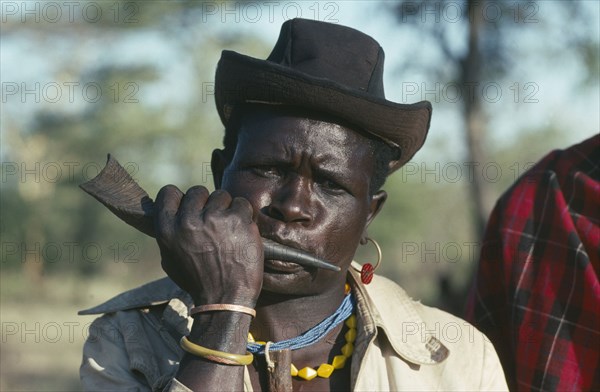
[[247, 293, 355, 355]]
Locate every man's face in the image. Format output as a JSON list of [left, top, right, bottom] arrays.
[[215, 108, 385, 295]]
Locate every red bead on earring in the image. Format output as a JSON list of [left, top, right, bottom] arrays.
[[360, 263, 374, 284], [353, 237, 382, 285]]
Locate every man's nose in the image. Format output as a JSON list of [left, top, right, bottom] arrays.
[[266, 176, 313, 224]]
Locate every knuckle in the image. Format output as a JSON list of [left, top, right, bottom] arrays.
[[157, 184, 182, 200], [161, 184, 179, 194], [211, 189, 231, 199], [178, 215, 198, 231], [205, 189, 232, 208], [232, 196, 250, 207], [233, 198, 253, 214], [187, 185, 209, 198]]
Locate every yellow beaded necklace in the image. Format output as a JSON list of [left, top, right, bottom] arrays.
[[248, 283, 356, 381]]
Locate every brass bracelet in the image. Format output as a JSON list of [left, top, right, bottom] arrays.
[[190, 304, 256, 318], [179, 336, 254, 366]]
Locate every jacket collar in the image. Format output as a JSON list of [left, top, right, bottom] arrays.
[[349, 265, 449, 365], [78, 277, 186, 315], [79, 270, 449, 366]]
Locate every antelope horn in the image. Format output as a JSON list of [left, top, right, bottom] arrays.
[[79, 154, 340, 272]]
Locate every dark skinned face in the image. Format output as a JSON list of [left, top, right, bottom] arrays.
[[212, 108, 387, 296]]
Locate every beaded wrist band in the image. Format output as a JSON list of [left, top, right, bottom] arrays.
[[190, 304, 256, 318], [180, 336, 254, 366]]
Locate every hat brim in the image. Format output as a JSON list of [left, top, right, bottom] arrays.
[[215, 51, 432, 170]]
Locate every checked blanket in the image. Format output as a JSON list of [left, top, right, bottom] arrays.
[[467, 135, 599, 391]]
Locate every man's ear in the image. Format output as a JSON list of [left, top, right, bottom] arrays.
[[363, 190, 387, 235], [211, 149, 228, 189]]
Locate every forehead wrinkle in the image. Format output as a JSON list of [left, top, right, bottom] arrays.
[[307, 122, 373, 174], [288, 129, 362, 176], [302, 129, 374, 192], [236, 111, 374, 180]]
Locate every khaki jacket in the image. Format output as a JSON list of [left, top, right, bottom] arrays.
[[79, 269, 507, 391]]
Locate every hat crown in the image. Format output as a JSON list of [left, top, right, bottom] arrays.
[[266, 18, 385, 97], [215, 18, 432, 170]]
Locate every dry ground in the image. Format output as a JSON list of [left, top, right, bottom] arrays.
[[1, 267, 163, 391]]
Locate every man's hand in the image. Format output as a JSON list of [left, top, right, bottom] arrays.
[[154, 185, 264, 308]]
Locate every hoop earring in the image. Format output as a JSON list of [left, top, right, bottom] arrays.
[[352, 237, 382, 285]]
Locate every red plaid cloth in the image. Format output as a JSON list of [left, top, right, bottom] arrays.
[[466, 135, 600, 391]]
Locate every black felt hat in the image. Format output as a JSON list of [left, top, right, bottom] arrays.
[[215, 18, 432, 171]]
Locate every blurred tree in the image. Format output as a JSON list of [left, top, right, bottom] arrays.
[[377, 0, 598, 314], [1, 1, 267, 285], [388, 0, 599, 238]]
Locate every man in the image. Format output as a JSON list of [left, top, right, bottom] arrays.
[[80, 19, 507, 391], [467, 135, 599, 391]]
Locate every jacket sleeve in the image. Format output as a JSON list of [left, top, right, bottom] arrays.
[[80, 314, 153, 391], [79, 314, 163, 391]]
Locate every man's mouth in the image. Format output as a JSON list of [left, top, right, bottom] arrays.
[[261, 234, 310, 273], [259, 233, 339, 272], [263, 258, 304, 273]]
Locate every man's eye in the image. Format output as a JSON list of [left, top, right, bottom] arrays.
[[252, 166, 281, 177], [319, 179, 345, 193]]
